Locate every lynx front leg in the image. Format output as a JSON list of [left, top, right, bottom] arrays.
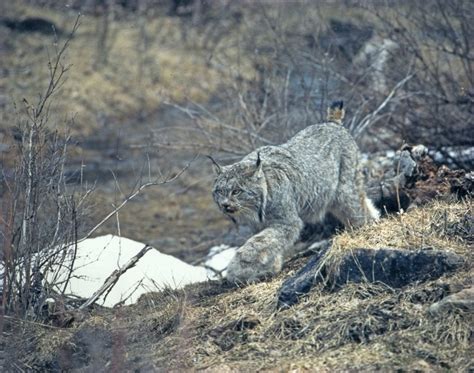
[[226, 221, 302, 284]]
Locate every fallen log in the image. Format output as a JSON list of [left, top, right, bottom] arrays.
[[278, 248, 465, 308]]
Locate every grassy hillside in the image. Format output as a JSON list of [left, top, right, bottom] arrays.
[[6, 200, 472, 371]]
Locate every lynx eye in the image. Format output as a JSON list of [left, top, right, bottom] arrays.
[[231, 188, 242, 196]]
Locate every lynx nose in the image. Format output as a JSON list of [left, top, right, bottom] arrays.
[[222, 200, 236, 213]]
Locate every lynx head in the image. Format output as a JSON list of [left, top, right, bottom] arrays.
[[210, 153, 267, 226]]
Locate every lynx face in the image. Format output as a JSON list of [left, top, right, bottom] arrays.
[[212, 159, 267, 226]]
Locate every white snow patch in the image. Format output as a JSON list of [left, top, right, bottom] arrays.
[[50, 234, 210, 307], [1, 235, 239, 308], [204, 244, 237, 278]]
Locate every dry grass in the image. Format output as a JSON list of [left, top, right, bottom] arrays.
[[1, 1, 255, 136], [331, 198, 471, 257], [7, 199, 471, 371], [1, 1, 378, 138]]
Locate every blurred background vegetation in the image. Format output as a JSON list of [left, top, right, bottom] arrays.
[[1, 0, 472, 263]]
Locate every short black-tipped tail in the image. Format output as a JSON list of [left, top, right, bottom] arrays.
[[327, 100, 345, 124]]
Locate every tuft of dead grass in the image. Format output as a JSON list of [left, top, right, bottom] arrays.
[[144, 199, 472, 370], [331, 198, 471, 257]]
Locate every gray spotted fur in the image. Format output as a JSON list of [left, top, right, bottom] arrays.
[[212, 115, 379, 283]]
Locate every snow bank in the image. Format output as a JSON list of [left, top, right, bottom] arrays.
[[1, 235, 237, 308], [51, 234, 213, 307]]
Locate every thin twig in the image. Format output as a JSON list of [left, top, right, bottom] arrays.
[[77, 157, 195, 244], [352, 74, 414, 139], [79, 244, 153, 310]]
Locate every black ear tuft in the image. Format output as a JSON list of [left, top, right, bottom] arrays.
[[207, 155, 222, 174], [330, 100, 344, 110], [256, 152, 262, 168]]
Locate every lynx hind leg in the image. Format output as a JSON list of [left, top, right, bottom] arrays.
[[330, 151, 380, 228], [364, 196, 380, 221]]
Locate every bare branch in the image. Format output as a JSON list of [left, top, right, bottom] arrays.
[[79, 244, 153, 310], [351, 74, 414, 139]]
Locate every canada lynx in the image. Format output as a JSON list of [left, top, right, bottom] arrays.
[[211, 101, 380, 283]]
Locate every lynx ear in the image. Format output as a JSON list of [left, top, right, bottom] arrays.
[[207, 155, 222, 175]]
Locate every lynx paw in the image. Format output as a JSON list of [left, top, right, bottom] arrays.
[[226, 246, 282, 284]]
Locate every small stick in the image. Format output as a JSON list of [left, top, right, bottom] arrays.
[[78, 244, 153, 310]]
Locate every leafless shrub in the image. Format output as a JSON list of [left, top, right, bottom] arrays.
[[0, 16, 84, 318], [372, 0, 474, 168], [0, 13, 196, 319]]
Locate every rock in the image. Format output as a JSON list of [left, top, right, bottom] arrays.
[[365, 147, 419, 214], [365, 144, 472, 213], [431, 146, 474, 170], [411, 144, 428, 160], [428, 287, 474, 316], [325, 19, 374, 61], [1, 17, 61, 35], [398, 149, 418, 180], [354, 35, 399, 93]]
